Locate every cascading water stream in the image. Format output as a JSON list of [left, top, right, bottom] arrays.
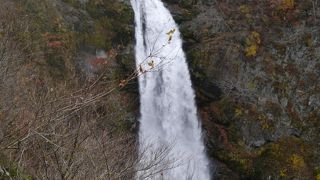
[[131, 0, 211, 179]]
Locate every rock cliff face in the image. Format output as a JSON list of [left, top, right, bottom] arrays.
[[164, 0, 320, 179]]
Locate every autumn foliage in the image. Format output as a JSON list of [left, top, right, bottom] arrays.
[[43, 32, 64, 48]]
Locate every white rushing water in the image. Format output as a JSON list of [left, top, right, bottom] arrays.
[[131, 0, 211, 179]]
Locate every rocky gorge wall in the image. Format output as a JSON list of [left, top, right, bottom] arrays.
[[164, 0, 320, 179]]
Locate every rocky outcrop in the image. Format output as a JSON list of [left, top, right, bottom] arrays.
[[165, 0, 320, 179]]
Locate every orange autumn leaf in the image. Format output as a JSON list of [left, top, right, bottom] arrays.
[[119, 80, 127, 88]]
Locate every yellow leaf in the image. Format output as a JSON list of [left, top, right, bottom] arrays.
[[119, 80, 127, 88], [290, 154, 305, 169], [279, 169, 287, 177], [166, 29, 176, 42], [239, 5, 250, 14], [147, 60, 155, 69], [166, 29, 176, 36], [245, 44, 258, 57], [252, 31, 260, 39], [282, 0, 295, 10], [251, 31, 261, 44], [235, 108, 243, 117]]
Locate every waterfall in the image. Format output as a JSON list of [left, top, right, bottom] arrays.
[[131, 0, 211, 179]]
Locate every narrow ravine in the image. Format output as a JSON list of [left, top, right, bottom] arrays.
[[131, 0, 211, 179]]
